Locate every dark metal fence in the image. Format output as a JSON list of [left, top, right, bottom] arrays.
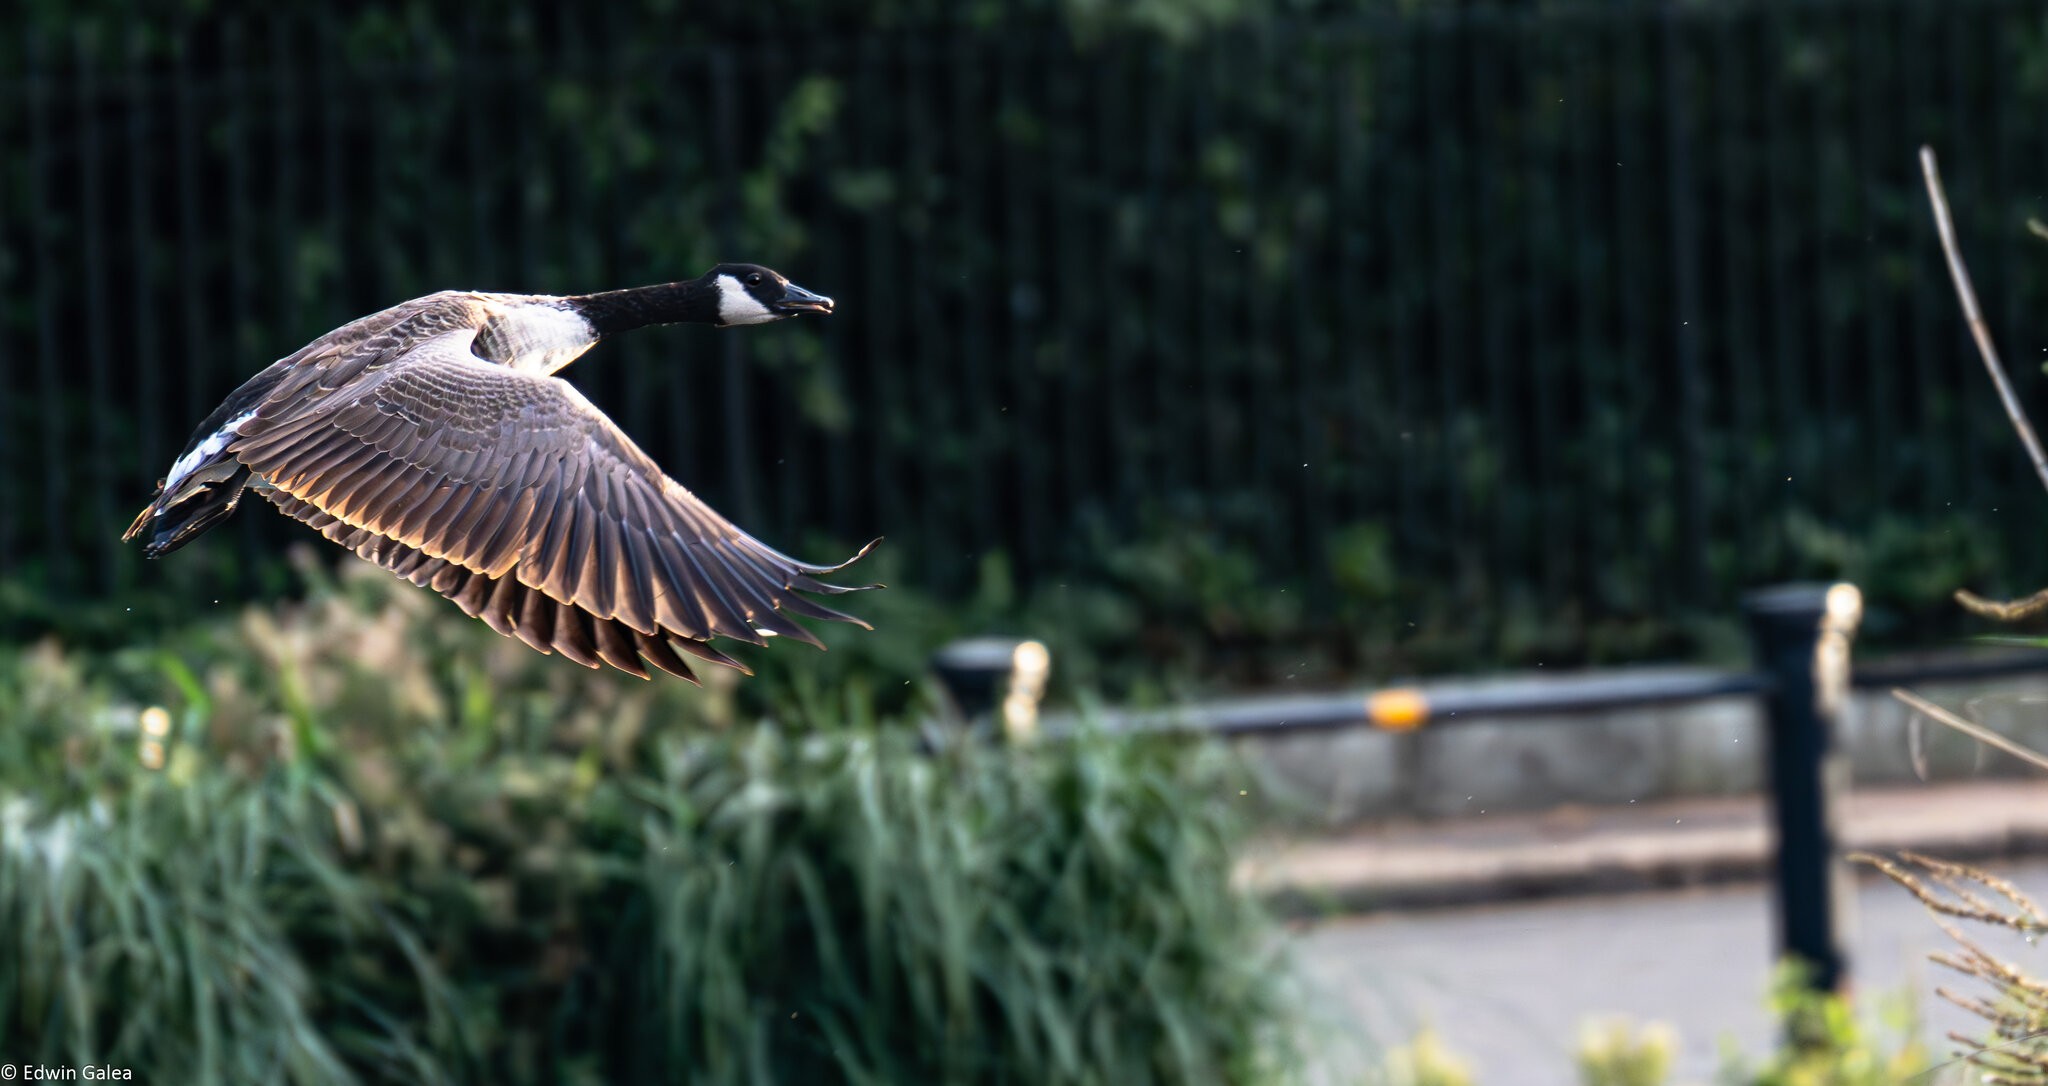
[[939, 581, 2045, 992], [6, 2, 2048, 650]]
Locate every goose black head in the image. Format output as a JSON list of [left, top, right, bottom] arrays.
[[706, 263, 834, 326]]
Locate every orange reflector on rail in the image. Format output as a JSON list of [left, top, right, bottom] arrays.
[[1366, 688, 1429, 731]]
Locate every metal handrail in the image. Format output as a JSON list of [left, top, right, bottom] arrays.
[[931, 583, 2048, 995]]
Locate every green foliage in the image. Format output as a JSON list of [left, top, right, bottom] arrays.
[[18, 0, 1297, 54], [631, 719, 1288, 1084], [1374, 1028, 1475, 1086], [1577, 1018, 1678, 1086], [1779, 511, 2003, 644], [1352, 990, 1941, 1086], [1717, 968, 1934, 1086], [0, 569, 1297, 1085], [15, 0, 2047, 693], [0, 775, 405, 1084], [1860, 850, 2048, 1084]]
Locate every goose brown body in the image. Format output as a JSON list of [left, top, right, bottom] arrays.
[[124, 268, 873, 681]]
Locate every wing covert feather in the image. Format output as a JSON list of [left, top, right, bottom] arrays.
[[238, 331, 872, 679]]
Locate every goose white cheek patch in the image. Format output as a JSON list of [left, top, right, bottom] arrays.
[[715, 274, 778, 326]]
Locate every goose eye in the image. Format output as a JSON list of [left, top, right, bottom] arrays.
[[747, 273, 764, 287]]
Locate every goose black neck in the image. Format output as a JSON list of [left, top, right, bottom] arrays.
[[567, 279, 717, 337]]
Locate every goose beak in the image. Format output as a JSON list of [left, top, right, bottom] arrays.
[[775, 282, 835, 316]]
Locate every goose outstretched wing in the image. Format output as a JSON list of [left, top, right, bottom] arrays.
[[229, 329, 874, 680]]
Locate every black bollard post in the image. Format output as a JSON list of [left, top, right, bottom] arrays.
[[1742, 583, 1859, 993], [932, 637, 1020, 723], [930, 637, 1051, 744]]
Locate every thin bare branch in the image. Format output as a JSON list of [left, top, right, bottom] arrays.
[[1854, 850, 2048, 932], [1921, 146, 2048, 496], [1863, 849, 2048, 1080], [1957, 587, 2048, 622], [1891, 687, 2048, 775], [1902, 849, 2048, 928]]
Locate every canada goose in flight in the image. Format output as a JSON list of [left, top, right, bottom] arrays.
[[124, 264, 876, 682]]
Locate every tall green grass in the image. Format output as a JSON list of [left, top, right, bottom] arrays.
[[0, 563, 1295, 1084]]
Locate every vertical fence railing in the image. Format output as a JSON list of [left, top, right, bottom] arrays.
[[26, 31, 71, 593], [0, 38, 18, 574], [3, 3, 2048, 646]]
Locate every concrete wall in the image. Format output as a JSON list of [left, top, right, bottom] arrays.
[[1237, 663, 2048, 826]]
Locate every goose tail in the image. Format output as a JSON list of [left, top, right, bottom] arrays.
[[123, 461, 253, 558]]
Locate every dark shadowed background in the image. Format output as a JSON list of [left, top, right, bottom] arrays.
[[7, 0, 2048, 689]]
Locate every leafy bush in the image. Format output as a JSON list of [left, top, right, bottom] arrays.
[[0, 567, 1297, 1085], [20, 1, 2046, 694], [1715, 967, 1931, 1086], [1374, 1027, 1475, 1086], [1576, 1018, 1677, 1086], [1858, 850, 2048, 1084]]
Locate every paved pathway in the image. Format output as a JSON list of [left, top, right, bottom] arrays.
[[1248, 780, 2048, 912], [1289, 858, 2048, 1084]]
